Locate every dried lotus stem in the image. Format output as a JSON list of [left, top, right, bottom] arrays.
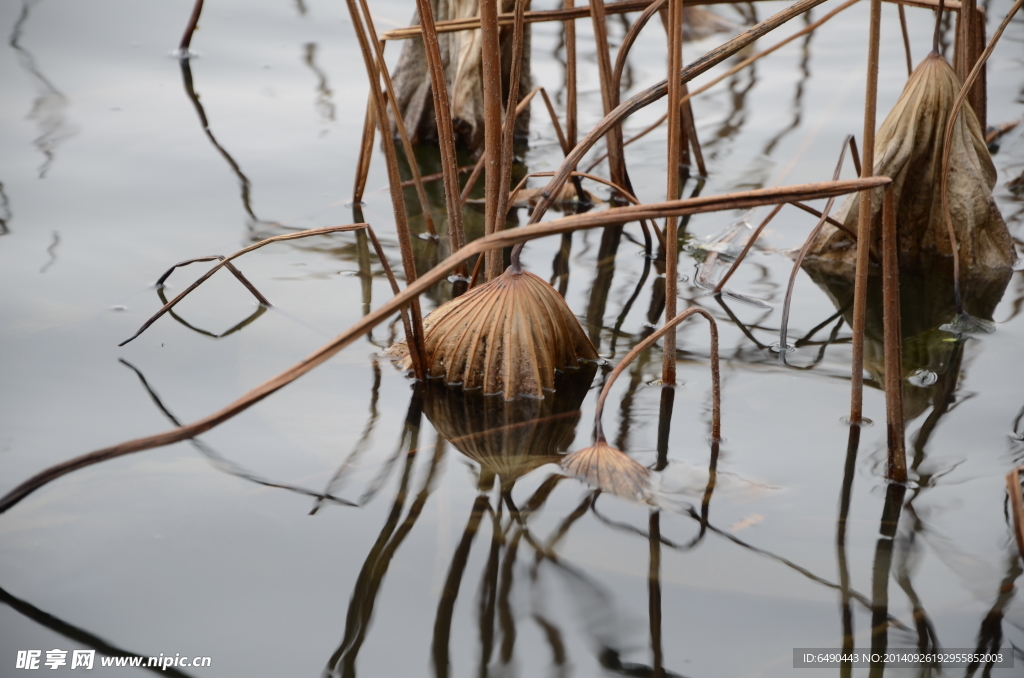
[[119, 224, 404, 348], [562, 307, 721, 499], [481, 0, 504, 282], [344, 0, 427, 376], [849, 0, 883, 425], [496, 0, 529, 271], [179, 0, 204, 54], [407, 0, 466, 276], [881, 185, 907, 482], [154, 255, 269, 307]]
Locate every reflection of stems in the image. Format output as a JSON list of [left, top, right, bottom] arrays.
[[302, 43, 335, 121], [433, 493, 490, 678], [836, 426, 859, 678], [0, 584, 194, 678], [310, 360, 382, 515], [328, 392, 435, 678], [0, 182, 11, 235], [868, 483, 907, 678], [894, 506, 940, 655], [649, 511, 664, 677], [965, 553, 1022, 677], [179, 58, 258, 221], [120, 359, 354, 506]]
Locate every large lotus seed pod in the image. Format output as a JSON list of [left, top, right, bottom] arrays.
[[806, 52, 1013, 275], [561, 441, 651, 502], [388, 267, 598, 399]]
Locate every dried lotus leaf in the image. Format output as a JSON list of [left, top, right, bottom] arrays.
[[561, 441, 651, 502], [388, 267, 598, 399], [806, 52, 1013, 275]]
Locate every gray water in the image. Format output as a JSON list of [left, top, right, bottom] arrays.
[[1, 0, 1023, 676]]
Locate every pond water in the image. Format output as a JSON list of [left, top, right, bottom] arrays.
[[1, 0, 1023, 676]]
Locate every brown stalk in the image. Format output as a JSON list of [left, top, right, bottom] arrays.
[[597, 307, 720, 442], [780, 135, 857, 355], [564, 0, 578, 148], [589, 0, 628, 189], [849, 0, 882, 425], [154, 255, 270, 307], [585, 0, 860, 173], [357, 29, 436, 238], [563, 306, 720, 500], [528, 0, 833, 225], [1007, 466, 1024, 558], [344, 0, 427, 376], [0, 179, 887, 514], [179, 0, 204, 54], [119, 225, 404, 349], [406, 0, 467, 277], [612, 0, 669, 105], [481, 0, 504, 281], [953, 0, 986, 128], [939, 0, 1022, 313], [663, 0, 684, 386], [497, 0, 530, 270], [881, 184, 906, 482], [353, 99, 376, 205], [711, 204, 784, 294], [898, 4, 913, 77]]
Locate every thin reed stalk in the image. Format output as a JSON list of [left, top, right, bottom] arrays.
[[849, 0, 882, 425], [780, 135, 857, 354], [0, 178, 888, 514], [119, 224, 405, 348], [595, 307, 721, 442], [881, 184, 906, 482], [663, 0, 684, 385], [383, 0, 964, 40], [481, 0, 504, 281], [939, 0, 1022, 313], [407, 0, 468, 283], [564, 0, 578, 148], [358, 29, 437, 238], [155, 256, 270, 306], [898, 4, 912, 76], [353, 100, 376, 204], [344, 0, 427, 376], [497, 0, 529, 269], [589, 0, 628, 188]]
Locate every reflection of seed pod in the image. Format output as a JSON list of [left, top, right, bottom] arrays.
[[423, 365, 594, 485], [561, 441, 651, 502], [390, 268, 598, 399], [807, 52, 1013, 274]]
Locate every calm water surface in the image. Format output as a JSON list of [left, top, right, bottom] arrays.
[[1, 0, 1023, 675]]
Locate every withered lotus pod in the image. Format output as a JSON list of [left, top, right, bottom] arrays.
[[806, 52, 1014, 275], [388, 265, 599, 399], [561, 441, 651, 502]]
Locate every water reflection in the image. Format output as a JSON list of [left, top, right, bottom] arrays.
[[0, 584, 195, 677], [0, 182, 10, 235], [9, 0, 77, 179], [303, 43, 336, 123], [178, 57, 259, 223]]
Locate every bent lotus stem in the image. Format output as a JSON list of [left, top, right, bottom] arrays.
[[594, 307, 720, 443]]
